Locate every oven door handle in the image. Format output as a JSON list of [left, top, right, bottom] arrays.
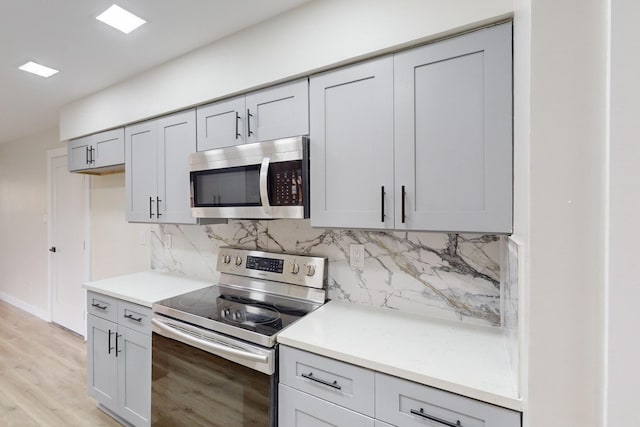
[[259, 157, 272, 216], [151, 318, 268, 364]]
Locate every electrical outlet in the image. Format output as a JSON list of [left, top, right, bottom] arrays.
[[350, 244, 365, 269]]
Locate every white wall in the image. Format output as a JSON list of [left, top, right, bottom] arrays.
[[0, 129, 60, 318], [90, 173, 150, 280], [0, 130, 150, 320], [522, 0, 607, 426], [59, 0, 512, 140], [607, 0, 640, 424]]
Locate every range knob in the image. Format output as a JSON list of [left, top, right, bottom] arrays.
[[222, 255, 231, 264], [290, 262, 300, 275], [235, 256, 243, 266], [305, 264, 316, 277]]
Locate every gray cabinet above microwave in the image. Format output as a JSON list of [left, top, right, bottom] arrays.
[[196, 78, 309, 151]]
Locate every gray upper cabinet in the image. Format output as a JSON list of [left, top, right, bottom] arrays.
[[196, 96, 246, 151], [125, 121, 158, 223], [197, 78, 309, 151], [310, 57, 395, 229], [245, 78, 309, 144], [68, 128, 125, 173], [310, 23, 512, 233], [394, 23, 512, 233], [125, 109, 197, 224]]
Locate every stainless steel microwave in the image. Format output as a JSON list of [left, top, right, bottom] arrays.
[[189, 136, 309, 219]]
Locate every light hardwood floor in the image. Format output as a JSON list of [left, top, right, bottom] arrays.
[[0, 300, 120, 426]]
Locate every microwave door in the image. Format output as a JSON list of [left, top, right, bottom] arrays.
[[259, 157, 272, 216]]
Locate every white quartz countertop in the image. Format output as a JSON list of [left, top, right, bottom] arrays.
[[277, 300, 522, 412], [82, 271, 213, 307]]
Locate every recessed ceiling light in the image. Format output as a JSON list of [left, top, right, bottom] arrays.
[[96, 4, 146, 34], [18, 61, 59, 78]]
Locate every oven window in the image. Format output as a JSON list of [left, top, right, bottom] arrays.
[[192, 165, 261, 207], [152, 334, 273, 427]]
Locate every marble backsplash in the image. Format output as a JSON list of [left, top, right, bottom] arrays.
[[151, 220, 507, 327]]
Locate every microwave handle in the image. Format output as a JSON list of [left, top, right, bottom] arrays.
[[259, 157, 272, 215]]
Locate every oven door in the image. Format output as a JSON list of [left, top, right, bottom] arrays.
[[151, 317, 277, 427]]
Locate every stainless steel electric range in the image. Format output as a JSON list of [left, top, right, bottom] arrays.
[[151, 247, 327, 427]]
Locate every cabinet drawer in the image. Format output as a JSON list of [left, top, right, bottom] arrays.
[[117, 300, 152, 335], [87, 292, 117, 322], [279, 346, 375, 417], [279, 384, 374, 427], [375, 373, 521, 427]]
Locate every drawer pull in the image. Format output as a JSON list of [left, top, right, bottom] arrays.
[[410, 408, 462, 427], [301, 372, 342, 390], [124, 313, 143, 322], [91, 302, 107, 311]]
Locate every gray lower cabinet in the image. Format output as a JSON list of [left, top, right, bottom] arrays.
[[375, 373, 520, 427], [279, 384, 375, 427], [87, 292, 151, 427], [196, 78, 309, 151], [125, 109, 197, 224], [310, 23, 512, 233], [68, 128, 124, 173], [279, 345, 521, 427]]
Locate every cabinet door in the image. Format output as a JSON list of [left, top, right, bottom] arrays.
[[125, 121, 158, 222], [93, 128, 125, 168], [394, 23, 512, 233], [279, 384, 375, 427], [157, 109, 197, 224], [375, 372, 521, 427], [196, 96, 246, 151], [87, 315, 118, 411], [68, 137, 91, 171], [246, 78, 309, 144], [117, 326, 152, 427], [310, 56, 394, 229]]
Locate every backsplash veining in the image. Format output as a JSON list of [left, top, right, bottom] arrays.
[[151, 220, 505, 327]]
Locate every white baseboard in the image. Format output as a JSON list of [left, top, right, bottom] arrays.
[[0, 292, 50, 322]]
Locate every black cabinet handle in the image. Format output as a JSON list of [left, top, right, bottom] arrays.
[[381, 186, 385, 222], [301, 372, 342, 390], [115, 332, 121, 357], [89, 147, 94, 164], [108, 329, 113, 354], [410, 408, 462, 427], [247, 108, 254, 136], [124, 313, 143, 322], [401, 185, 406, 223], [49, 246, 57, 253], [85, 146, 89, 165], [149, 196, 154, 218], [91, 302, 107, 310], [235, 111, 241, 139], [156, 196, 162, 217]]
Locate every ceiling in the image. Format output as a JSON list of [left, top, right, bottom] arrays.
[[0, 0, 310, 144]]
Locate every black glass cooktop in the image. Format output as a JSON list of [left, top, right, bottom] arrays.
[[153, 285, 318, 346]]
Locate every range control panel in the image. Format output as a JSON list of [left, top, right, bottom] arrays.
[[216, 247, 327, 289]]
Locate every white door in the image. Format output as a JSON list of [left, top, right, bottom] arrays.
[[49, 152, 89, 336]]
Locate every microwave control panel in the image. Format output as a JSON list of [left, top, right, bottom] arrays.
[[270, 160, 303, 206]]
